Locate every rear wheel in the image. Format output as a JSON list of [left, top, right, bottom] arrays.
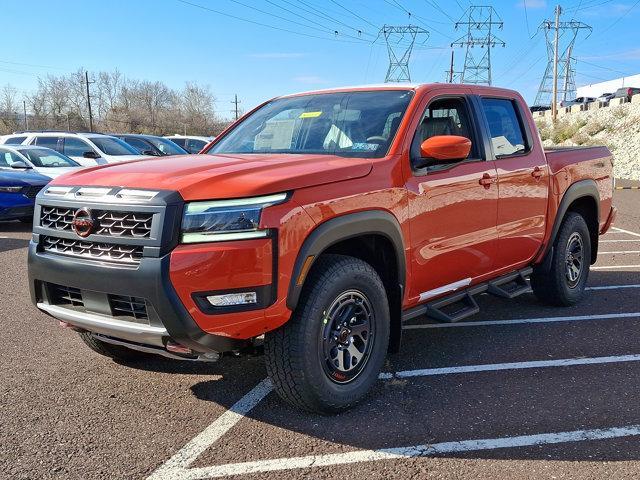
[[531, 212, 591, 306], [264, 254, 390, 414], [78, 332, 151, 362]]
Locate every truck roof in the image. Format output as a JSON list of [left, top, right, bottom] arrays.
[[280, 82, 523, 100]]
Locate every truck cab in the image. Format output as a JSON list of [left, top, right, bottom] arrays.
[[28, 84, 615, 413]]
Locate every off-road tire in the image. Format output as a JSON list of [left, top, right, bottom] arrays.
[[264, 254, 390, 414], [79, 332, 151, 362], [531, 212, 591, 306], [19, 216, 33, 224]]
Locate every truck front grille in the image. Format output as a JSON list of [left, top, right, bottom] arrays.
[[42, 236, 143, 264], [40, 206, 153, 238], [109, 295, 149, 321], [45, 283, 149, 324], [49, 284, 83, 308]]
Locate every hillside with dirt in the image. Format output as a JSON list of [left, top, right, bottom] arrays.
[[535, 103, 640, 180]]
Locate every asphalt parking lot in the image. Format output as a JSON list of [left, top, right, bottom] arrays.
[[1, 185, 639, 480]]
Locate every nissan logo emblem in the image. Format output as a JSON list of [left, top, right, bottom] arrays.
[[72, 208, 95, 238]]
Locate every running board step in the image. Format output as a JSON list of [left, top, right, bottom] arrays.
[[424, 291, 480, 323], [402, 267, 533, 324], [486, 268, 532, 299]]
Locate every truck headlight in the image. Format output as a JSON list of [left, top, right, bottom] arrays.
[[181, 192, 288, 244]]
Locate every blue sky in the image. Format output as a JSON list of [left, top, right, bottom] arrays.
[[2, 0, 639, 117]]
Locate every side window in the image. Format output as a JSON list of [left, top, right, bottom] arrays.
[[124, 137, 151, 153], [34, 136, 61, 151], [63, 137, 93, 157], [410, 97, 477, 168], [481, 98, 528, 157], [171, 138, 186, 148], [0, 151, 22, 167], [5, 136, 26, 145], [187, 139, 206, 153]]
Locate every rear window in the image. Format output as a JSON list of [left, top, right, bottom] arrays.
[[34, 136, 61, 151], [481, 98, 528, 158], [4, 136, 26, 145]]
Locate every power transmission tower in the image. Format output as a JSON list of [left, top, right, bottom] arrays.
[[379, 25, 429, 83], [452, 6, 505, 85], [534, 5, 591, 117]]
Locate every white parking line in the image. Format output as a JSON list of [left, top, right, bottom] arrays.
[[180, 425, 640, 478], [586, 284, 640, 290], [381, 354, 640, 379], [599, 250, 640, 254], [592, 265, 640, 270], [403, 311, 640, 329], [149, 351, 640, 479], [147, 379, 273, 480], [612, 227, 640, 238]]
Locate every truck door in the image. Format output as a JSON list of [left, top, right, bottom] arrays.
[[478, 96, 549, 270], [404, 92, 499, 304]]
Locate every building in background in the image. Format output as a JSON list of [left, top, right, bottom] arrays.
[[577, 74, 640, 98]]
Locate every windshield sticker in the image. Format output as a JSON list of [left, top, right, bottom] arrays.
[[351, 143, 379, 151], [299, 111, 322, 119]]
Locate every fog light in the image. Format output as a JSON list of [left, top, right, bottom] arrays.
[[206, 292, 257, 307]]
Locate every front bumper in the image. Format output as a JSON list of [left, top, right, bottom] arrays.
[[28, 241, 248, 353]]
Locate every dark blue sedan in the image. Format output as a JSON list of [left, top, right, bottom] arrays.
[[0, 169, 50, 223]]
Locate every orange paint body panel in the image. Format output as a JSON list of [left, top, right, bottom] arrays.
[[39, 83, 614, 351]]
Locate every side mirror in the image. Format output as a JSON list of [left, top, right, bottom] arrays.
[[10, 160, 31, 169], [83, 151, 100, 159], [419, 135, 472, 163]]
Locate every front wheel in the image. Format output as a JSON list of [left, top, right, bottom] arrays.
[[531, 212, 591, 306], [265, 254, 390, 414]]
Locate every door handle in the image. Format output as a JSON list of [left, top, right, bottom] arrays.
[[532, 167, 544, 179], [479, 173, 495, 189]]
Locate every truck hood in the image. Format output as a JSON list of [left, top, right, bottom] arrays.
[[51, 153, 373, 200]]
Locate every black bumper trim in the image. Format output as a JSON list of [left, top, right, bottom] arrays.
[[28, 241, 248, 353]]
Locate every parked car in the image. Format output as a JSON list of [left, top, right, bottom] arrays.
[[0, 145, 81, 179], [0, 168, 49, 222], [28, 84, 615, 413], [613, 87, 640, 101], [560, 97, 596, 108], [1, 131, 149, 166], [596, 92, 615, 104], [529, 105, 550, 113], [113, 134, 188, 156], [163, 135, 214, 154]]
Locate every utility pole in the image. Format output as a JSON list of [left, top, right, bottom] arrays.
[[23, 100, 28, 130], [231, 94, 241, 121], [449, 50, 455, 83], [84, 70, 94, 132], [379, 25, 429, 83], [452, 6, 505, 85], [563, 44, 573, 103], [551, 5, 561, 121]]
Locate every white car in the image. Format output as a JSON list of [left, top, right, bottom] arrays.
[[0, 145, 82, 179], [163, 135, 214, 154], [0, 131, 149, 166]]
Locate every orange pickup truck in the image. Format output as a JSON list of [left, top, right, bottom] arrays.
[[28, 84, 615, 413]]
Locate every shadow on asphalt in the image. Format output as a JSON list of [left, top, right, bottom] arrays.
[[0, 237, 30, 253], [0, 220, 33, 233]]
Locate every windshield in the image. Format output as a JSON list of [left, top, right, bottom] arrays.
[[208, 90, 413, 158], [18, 148, 79, 168], [147, 137, 188, 155], [89, 136, 140, 156]]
